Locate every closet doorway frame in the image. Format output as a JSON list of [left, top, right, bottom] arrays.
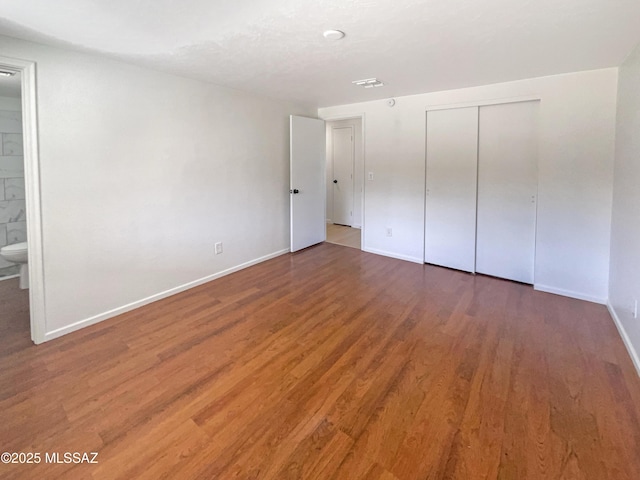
[[0, 55, 46, 344]]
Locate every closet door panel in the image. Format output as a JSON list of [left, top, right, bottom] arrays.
[[476, 101, 539, 283], [425, 107, 478, 272]]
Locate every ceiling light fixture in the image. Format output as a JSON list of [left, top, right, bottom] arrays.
[[352, 78, 385, 88], [0, 70, 17, 77], [323, 30, 345, 40]]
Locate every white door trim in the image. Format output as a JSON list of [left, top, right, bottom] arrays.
[[318, 113, 365, 248], [0, 55, 46, 344], [425, 95, 541, 112]]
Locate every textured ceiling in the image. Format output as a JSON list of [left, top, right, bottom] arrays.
[[0, 0, 639, 107]]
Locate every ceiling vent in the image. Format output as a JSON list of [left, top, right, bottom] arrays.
[[352, 78, 384, 88]]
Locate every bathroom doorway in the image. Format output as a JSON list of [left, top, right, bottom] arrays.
[[0, 70, 31, 350], [0, 56, 45, 344]]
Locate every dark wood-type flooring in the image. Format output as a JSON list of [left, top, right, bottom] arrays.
[[1, 243, 640, 479]]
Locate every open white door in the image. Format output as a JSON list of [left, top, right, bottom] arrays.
[[290, 115, 326, 252]]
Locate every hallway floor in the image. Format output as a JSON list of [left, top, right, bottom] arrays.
[[326, 223, 361, 250]]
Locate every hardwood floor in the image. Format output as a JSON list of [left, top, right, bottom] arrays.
[[1, 243, 639, 479], [326, 223, 361, 249]]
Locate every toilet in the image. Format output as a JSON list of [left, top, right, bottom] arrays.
[[0, 242, 28, 289]]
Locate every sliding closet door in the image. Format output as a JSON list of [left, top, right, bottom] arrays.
[[425, 107, 478, 272], [476, 101, 539, 283]]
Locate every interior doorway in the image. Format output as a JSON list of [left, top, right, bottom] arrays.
[[326, 223, 361, 250], [0, 55, 45, 344], [0, 70, 31, 351], [323, 116, 364, 250]]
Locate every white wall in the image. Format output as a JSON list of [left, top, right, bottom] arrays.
[[609, 43, 640, 374], [324, 117, 363, 228], [0, 35, 314, 340], [319, 68, 618, 303]]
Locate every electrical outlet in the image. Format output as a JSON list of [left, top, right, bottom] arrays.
[[215, 242, 223, 255], [386, 227, 392, 237]]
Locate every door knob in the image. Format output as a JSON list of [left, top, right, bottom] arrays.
[[333, 179, 338, 184]]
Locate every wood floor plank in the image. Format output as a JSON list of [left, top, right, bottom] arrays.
[[0, 242, 639, 479]]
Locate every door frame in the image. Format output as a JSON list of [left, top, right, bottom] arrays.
[[319, 113, 365, 250], [331, 125, 355, 226], [0, 55, 46, 344]]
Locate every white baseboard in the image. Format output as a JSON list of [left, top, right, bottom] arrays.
[[607, 302, 640, 377], [43, 248, 290, 342], [0, 273, 20, 282], [326, 220, 361, 229], [362, 247, 423, 264], [533, 284, 607, 305]]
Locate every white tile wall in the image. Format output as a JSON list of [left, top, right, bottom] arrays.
[[7, 221, 26, 243], [0, 199, 26, 223], [0, 265, 19, 276], [0, 156, 24, 178], [0, 222, 22, 279], [0, 109, 24, 278], [4, 177, 24, 200], [0, 111, 22, 133], [2, 133, 23, 155], [0, 224, 13, 269]]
